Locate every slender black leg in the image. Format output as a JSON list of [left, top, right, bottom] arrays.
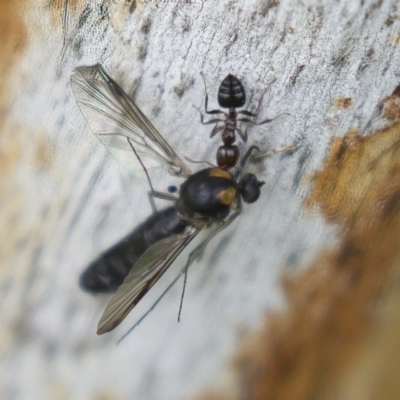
[[200, 72, 224, 115], [250, 144, 298, 160], [235, 127, 247, 142], [237, 110, 256, 117], [127, 137, 177, 213], [210, 125, 223, 138], [177, 212, 241, 322], [196, 107, 226, 125]]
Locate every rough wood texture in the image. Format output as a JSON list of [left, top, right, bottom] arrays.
[[2, 1, 400, 399]]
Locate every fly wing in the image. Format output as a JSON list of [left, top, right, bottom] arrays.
[[71, 64, 191, 178], [97, 226, 199, 335]]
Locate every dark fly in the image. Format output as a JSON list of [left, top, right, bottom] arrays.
[[72, 65, 268, 335], [80, 206, 187, 293], [199, 74, 286, 169]]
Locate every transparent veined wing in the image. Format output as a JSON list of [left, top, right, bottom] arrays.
[[71, 64, 191, 178], [97, 226, 200, 334]]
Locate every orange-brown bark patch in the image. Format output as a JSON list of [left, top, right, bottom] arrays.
[[0, 2, 26, 120], [331, 97, 352, 110], [201, 91, 400, 400], [0, 2, 26, 189]]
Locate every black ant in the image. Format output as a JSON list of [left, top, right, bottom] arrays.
[[198, 74, 287, 169]]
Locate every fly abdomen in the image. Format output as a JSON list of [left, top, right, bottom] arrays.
[[80, 206, 187, 294], [177, 168, 237, 219]]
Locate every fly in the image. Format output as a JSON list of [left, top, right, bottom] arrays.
[[72, 65, 284, 335], [198, 73, 288, 169], [79, 205, 188, 294]]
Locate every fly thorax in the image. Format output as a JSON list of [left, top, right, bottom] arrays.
[[177, 168, 237, 219]]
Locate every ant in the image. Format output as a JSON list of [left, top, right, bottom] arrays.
[[198, 74, 288, 169]]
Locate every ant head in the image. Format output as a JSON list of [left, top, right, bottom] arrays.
[[218, 74, 246, 109], [238, 173, 265, 204]]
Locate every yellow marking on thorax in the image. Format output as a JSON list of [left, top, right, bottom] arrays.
[[217, 187, 237, 205], [209, 168, 233, 180]]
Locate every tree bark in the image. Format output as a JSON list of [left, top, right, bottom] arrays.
[[2, 1, 400, 399]]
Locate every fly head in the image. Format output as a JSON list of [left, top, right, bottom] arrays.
[[238, 173, 265, 204]]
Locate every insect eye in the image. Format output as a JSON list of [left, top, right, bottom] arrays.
[[239, 173, 265, 203], [168, 185, 178, 193]]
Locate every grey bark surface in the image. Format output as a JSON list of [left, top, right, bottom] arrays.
[[2, 1, 400, 399]]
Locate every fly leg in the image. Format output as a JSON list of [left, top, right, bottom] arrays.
[[146, 191, 178, 214], [127, 137, 178, 213], [178, 208, 242, 321], [116, 210, 242, 342], [235, 143, 299, 181]]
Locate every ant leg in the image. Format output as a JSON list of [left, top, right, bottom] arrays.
[[239, 145, 260, 169], [235, 142, 299, 181], [205, 96, 223, 115], [236, 117, 254, 124], [237, 78, 278, 125], [254, 112, 290, 126], [201, 116, 225, 126], [200, 72, 224, 115], [235, 127, 248, 143], [210, 125, 223, 138], [195, 106, 226, 125], [252, 143, 298, 160], [237, 112, 290, 126], [237, 110, 257, 117], [242, 78, 288, 127], [204, 92, 222, 115]]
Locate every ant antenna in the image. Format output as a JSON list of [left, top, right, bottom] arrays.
[[255, 78, 277, 115], [200, 71, 207, 93], [251, 112, 291, 126]]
